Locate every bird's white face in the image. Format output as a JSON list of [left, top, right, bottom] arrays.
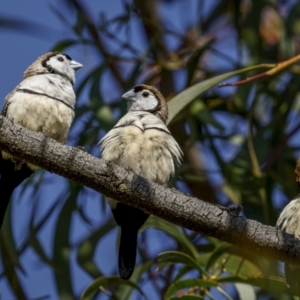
[[45, 53, 83, 84], [122, 88, 159, 112]]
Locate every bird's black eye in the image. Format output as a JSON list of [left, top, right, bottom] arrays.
[[57, 57, 64, 62], [142, 91, 149, 98]]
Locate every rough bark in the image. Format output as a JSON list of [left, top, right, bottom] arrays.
[[0, 116, 299, 265]]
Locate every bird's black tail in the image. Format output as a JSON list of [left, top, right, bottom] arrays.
[[112, 202, 149, 280], [0, 156, 33, 228], [118, 226, 138, 280]]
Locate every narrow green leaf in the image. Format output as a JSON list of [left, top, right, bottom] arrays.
[[221, 182, 242, 204], [216, 287, 234, 300], [1, 199, 23, 271], [248, 276, 291, 294], [117, 260, 153, 300], [164, 278, 218, 299], [167, 64, 275, 124], [29, 233, 53, 265], [218, 275, 293, 295], [214, 253, 261, 280], [52, 187, 81, 299], [189, 100, 224, 130], [144, 216, 199, 258], [174, 265, 196, 282], [185, 41, 212, 86], [76, 65, 106, 98], [157, 251, 205, 274], [205, 242, 233, 270], [0, 232, 27, 300], [80, 276, 148, 300], [77, 217, 115, 278]]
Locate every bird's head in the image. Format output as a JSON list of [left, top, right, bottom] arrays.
[[24, 52, 83, 85], [122, 84, 168, 123]]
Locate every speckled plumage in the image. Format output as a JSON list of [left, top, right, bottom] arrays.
[[277, 197, 300, 238], [0, 52, 82, 228], [3, 52, 80, 146], [277, 196, 300, 288], [3, 74, 75, 144], [101, 111, 181, 206], [100, 84, 182, 279]]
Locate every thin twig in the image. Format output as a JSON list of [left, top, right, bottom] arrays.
[[219, 54, 300, 87]]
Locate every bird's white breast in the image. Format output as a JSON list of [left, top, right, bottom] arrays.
[[17, 74, 76, 108], [277, 197, 300, 239], [102, 126, 176, 183], [100, 111, 182, 208], [5, 74, 75, 143]]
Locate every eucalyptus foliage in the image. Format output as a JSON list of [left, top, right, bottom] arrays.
[[1, 0, 300, 299]]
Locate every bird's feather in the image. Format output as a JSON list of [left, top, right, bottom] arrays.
[[0, 52, 82, 228], [100, 84, 182, 279]]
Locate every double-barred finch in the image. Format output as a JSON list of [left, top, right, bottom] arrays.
[[0, 52, 82, 228], [100, 84, 182, 279], [276, 196, 300, 289]]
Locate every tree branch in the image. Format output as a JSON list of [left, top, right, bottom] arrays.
[[0, 116, 299, 265]]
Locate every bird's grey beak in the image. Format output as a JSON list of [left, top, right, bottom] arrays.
[[70, 60, 83, 71], [122, 90, 136, 102]]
